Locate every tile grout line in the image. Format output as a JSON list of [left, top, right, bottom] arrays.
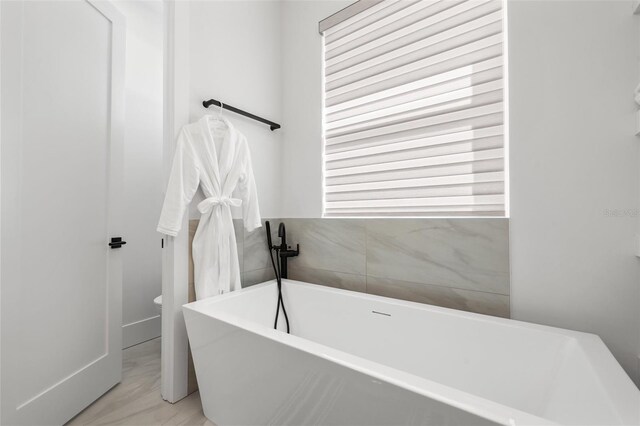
[[364, 219, 369, 295]]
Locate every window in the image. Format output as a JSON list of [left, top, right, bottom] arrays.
[[322, 0, 506, 217]]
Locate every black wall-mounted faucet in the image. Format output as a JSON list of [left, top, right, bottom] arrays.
[[276, 222, 299, 278]]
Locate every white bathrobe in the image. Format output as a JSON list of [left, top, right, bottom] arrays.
[[157, 115, 261, 299]]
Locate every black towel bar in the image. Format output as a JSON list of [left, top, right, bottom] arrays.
[[202, 99, 281, 131]]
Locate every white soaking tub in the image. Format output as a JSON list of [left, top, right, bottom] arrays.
[[183, 280, 640, 426]]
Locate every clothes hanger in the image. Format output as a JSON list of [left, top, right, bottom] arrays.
[[209, 102, 228, 129]]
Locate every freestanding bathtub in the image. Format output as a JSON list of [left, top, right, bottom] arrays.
[[183, 280, 640, 426]]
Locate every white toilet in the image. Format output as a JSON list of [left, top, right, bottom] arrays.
[[153, 295, 162, 314]]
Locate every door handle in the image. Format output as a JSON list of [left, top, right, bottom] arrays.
[[109, 237, 127, 249]]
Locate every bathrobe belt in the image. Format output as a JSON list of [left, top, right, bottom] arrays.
[[197, 196, 242, 295], [197, 196, 242, 214]]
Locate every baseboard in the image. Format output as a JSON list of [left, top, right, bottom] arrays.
[[122, 315, 161, 349]]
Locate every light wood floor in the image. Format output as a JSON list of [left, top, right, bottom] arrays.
[[67, 338, 214, 426]]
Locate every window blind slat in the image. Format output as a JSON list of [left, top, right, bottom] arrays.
[[326, 12, 502, 83], [325, 148, 504, 178], [326, 136, 503, 171], [324, 0, 416, 44], [327, 26, 503, 97], [326, 82, 503, 132], [325, 0, 498, 63], [326, 44, 502, 106], [326, 126, 503, 161], [325, 158, 504, 186], [326, 34, 502, 94], [322, 0, 505, 217], [326, 56, 503, 115], [326, 94, 503, 142], [326, 118, 504, 162], [324, 206, 504, 217], [326, 171, 504, 193], [327, 103, 503, 146], [326, 181, 504, 202], [325, 0, 445, 51], [326, 194, 504, 209], [327, 67, 503, 124]]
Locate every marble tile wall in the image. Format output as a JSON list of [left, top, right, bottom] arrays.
[[284, 218, 510, 318], [188, 218, 510, 318]]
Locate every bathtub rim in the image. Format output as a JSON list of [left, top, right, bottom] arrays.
[[183, 279, 639, 426]]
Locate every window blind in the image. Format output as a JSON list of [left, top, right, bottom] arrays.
[[322, 0, 506, 217]]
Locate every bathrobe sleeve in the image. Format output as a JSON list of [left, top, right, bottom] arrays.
[[236, 139, 262, 232], [157, 129, 200, 236]]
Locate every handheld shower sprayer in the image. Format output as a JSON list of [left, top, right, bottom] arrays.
[[265, 221, 290, 333], [266, 220, 274, 249]]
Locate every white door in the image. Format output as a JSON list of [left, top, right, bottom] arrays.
[[0, 1, 125, 424]]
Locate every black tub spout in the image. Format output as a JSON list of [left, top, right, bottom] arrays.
[[276, 222, 299, 279]]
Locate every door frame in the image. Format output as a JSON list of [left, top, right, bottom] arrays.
[[0, 1, 126, 423], [161, 0, 191, 404]]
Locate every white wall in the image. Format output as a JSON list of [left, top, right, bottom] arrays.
[[188, 0, 283, 220], [113, 1, 164, 348], [281, 0, 350, 217], [279, 0, 640, 384], [181, 0, 347, 219], [508, 0, 640, 384], [165, 0, 640, 394]]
